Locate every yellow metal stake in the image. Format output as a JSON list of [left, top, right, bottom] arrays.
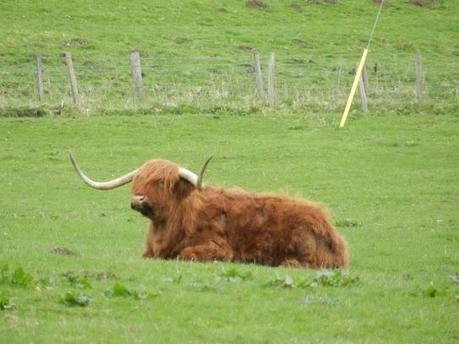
[[339, 48, 369, 128], [338, 0, 385, 128]]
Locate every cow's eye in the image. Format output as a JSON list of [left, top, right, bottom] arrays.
[[153, 180, 164, 187]]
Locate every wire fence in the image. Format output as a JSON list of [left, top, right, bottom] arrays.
[[0, 51, 457, 115]]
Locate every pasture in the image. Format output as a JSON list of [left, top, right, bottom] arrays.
[[0, 112, 458, 342], [1, 0, 458, 342], [0, 0, 458, 115]]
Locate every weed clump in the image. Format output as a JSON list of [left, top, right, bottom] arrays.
[[218, 267, 253, 282], [309, 269, 359, 288], [61, 291, 90, 307], [1, 265, 37, 289], [62, 272, 92, 289], [265, 275, 296, 289], [265, 270, 359, 289], [423, 282, 447, 298], [0, 291, 14, 311]]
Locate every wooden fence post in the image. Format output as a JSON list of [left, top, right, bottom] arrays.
[[267, 52, 275, 103], [415, 52, 423, 104], [130, 50, 144, 99], [358, 67, 368, 112], [362, 63, 369, 96], [337, 62, 343, 89], [35, 56, 44, 101], [64, 52, 82, 111], [253, 53, 265, 99]]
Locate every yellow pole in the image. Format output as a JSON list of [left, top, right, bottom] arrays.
[[339, 48, 369, 128]]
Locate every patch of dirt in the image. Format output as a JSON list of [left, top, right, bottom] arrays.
[[287, 58, 306, 64], [246, 0, 271, 10], [292, 38, 313, 49], [407, 0, 442, 8], [3, 314, 18, 323], [290, 4, 303, 12], [306, 0, 338, 4], [49, 247, 80, 257], [236, 45, 255, 52]]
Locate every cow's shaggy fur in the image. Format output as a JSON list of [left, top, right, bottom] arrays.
[[131, 159, 348, 269]]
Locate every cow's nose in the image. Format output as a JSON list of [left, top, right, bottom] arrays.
[[131, 195, 145, 208]]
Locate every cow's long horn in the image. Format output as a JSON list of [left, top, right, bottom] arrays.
[[197, 156, 213, 189], [178, 156, 213, 190], [69, 152, 138, 190]]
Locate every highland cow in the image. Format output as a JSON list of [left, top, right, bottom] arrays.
[[70, 153, 348, 269]]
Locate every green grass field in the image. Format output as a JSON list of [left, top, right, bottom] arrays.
[[1, 112, 458, 342], [1, 0, 458, 342]]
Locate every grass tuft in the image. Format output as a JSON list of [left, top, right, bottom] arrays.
[[309, 269, 360, 288], [104, 283, 160, 300], [217, 267, 253, 282], [265, 270, 359, 289], [62, 272, 92, 289], [0, 291, 14, 311], [61, 291, 91, 307], [1, 266, 37, 289]]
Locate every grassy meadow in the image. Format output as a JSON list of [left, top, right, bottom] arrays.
[[1, 0, 458, 343], [1, 113, 458, 342]]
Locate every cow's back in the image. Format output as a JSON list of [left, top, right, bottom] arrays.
[[198, 187, 348, 268]]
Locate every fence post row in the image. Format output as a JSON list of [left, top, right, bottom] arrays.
[[267, 52, 275, 103], [415, 52, 423, 104], [19, 51, 431, 114], [64, 52, 82, 111], [35, 56, 44, 101], [130, 50, 144, 99]]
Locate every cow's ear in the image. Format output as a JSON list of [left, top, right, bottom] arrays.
[[174, 178, 194, 200]]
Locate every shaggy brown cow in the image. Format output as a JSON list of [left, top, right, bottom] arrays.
[[70, 153, 348, 269]]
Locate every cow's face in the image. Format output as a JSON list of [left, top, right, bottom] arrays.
[[131, 179, 173, 221], [130, 160, 194, 222], [130, 194, 154, 217]]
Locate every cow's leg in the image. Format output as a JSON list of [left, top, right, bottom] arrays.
[[142, 225, 156, 258], [280, 258, 303, 268], [142, 246, 154, 258], [178, 241, 234, 262]]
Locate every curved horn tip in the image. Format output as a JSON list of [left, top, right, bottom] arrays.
[[197, 156, 213, 190], [69, 151, 77, 165]]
